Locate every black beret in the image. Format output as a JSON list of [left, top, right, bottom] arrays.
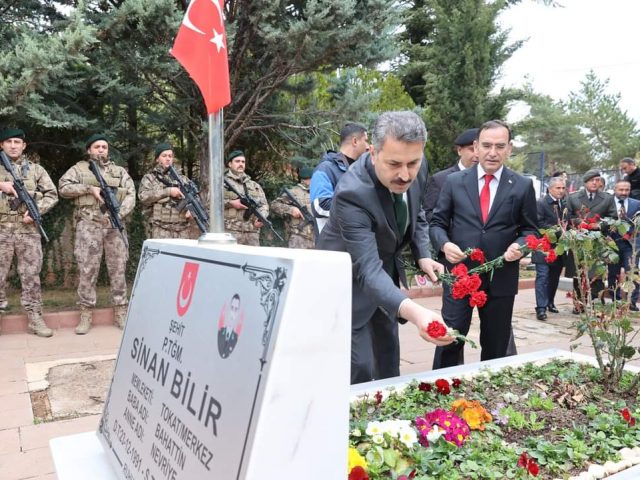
[[583, 169, 601, 183], [299, 166, 313, 179], [226, 150, 244, 163], [0, 128, 25, 142], [154, 142, 172, 159], [85, 133, 109, 150], [454, 128, 479, 146]]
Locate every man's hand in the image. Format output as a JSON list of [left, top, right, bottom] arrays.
[[504, 242, 524, 262], [169, 187, 184, 199], [229, 198, 247, 210], [290, 207, 303, 219], [0, 181, 17, 197], [417, 258, 444, 283], [398, 299, 455, 347], [442, 242, 466, 264], [89, 186, 104, 204], [254, 219, 263, 229], [22, 212, 34, 224]]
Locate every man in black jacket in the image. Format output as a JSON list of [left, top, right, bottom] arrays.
[[423, 128, 478, 222], [620, 158, 640, 200], [533, 176, 567, 320]]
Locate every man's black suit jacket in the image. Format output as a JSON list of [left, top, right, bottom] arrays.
[[316, 153, 431, 329], [429, 165, 538, 297], [532, 194, 567, 265], [423, 163, 460, 222]]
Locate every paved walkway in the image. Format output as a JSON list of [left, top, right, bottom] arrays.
[[0, 284, 637, 479]]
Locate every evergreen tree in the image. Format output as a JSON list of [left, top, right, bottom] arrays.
[[399, 0, 522, 171], [568, 71, 640, 167], [513, 86, 592, 173]]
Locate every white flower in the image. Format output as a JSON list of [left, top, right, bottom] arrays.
[[372, 434, 385, 445], [351, 428, 362, 437], [426, 425, 445, 443], [366, 421, 383, 436], [398, 427, 418, 449]]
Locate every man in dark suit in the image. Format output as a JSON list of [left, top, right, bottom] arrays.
[[217, 293, 242, 359], [607, 179, 640, 310], [533, 176, 568, 320], [429, 120, 538, 369], [565, 169, 617, 312], [423, 128, 479, 221], [317, 111, 453, 384], [620, 158, 640, 200]]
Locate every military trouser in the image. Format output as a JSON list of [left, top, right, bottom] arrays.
[[0, 231, 43, 312], [150, 222, 197, 240], [288, 233, 314, 249], [228, 230, 260, 246], [74, 218, 128, 308]]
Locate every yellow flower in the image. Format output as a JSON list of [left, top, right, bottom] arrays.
[[451, 399, 492, 430], [348, 447, 367, 473]]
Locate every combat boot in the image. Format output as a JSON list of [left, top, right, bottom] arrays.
[[114, 304, 127, 330], [27, 311, 53, 338], [75, 307, 93, 335]]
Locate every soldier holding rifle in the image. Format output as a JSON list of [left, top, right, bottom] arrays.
[[0, 128, 57, 337], [223, 150, 272, 246], [139, 143, 206, 239], [270, 166, 315, 249], [58, 134, 136, 334]]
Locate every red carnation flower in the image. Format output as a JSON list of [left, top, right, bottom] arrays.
[[467, 273, 482, 292], [469, 290, 488, 308], [518, 452, 529, 468], [452, 378, 462, 388], [579, 221, 591, 229], [469, 248, 486, 264], [539, 235, 552, 252], [435, 379, 451, 395], [588, 214, 601, 223], [349, 466, 369, 480], [525, 235, 540, 250], [623, 233, 631, 241], [426, 321, 448, 338], [374, 391, 383, 405], [451, 263, 468, 278], [545, 250, 558, 263], [452, 278, 470, 299], [418, 382, 432, 392]]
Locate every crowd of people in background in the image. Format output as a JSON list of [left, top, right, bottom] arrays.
[[1, 116, 639, 388]]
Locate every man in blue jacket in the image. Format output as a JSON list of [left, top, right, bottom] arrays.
[[310, 122, 369, 236]]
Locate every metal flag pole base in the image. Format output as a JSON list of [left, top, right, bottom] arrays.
[[198, 232, 237, 244]]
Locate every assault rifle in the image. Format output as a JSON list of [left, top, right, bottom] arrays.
[[0, 150, 49, 242], [282, 187, 314, 230], [88, 158, 128, 248], [165, 165, 209, 233], [223, 178, 284, 242]]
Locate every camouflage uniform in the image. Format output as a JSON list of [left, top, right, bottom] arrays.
[[0, 156, 58, 314], [270, 183, 314, 249], [58, 159, 136, 310], [138, 165, 199, 240], [223, 169, 269, 246]]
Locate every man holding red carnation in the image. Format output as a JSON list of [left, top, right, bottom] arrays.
[[429, 120, 538, 369]]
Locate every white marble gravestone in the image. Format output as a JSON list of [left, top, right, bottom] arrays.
[[51, 240, 352, 480]]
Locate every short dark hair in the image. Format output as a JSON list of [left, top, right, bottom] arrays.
[[478, 120, 512, 142], [339, 122, 367, 145], [616, 178, 631, 186], [551, 170, 566, 177], [620, 157, 636, 166]]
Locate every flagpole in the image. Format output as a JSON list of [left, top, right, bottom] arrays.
[[200, 109, 236, 244]]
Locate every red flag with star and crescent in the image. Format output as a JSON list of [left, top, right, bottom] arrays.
[[170, 0, 231, 114]]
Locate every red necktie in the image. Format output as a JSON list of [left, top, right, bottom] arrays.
[[480, 174, 493, 223]]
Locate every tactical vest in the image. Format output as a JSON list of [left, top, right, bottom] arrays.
[[73, 160, 127, 207], [0, 160, 40, 219]]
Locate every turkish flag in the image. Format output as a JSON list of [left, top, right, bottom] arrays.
[[170, 0, 231, 114]]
